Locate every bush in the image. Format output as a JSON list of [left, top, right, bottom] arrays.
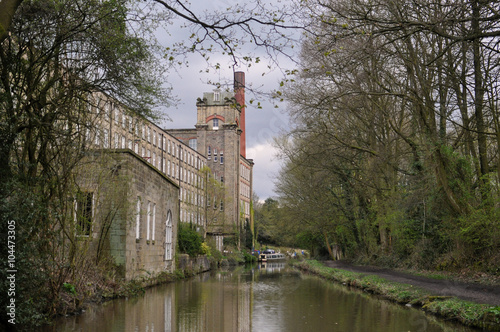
[[243, 251, 257, 263], [177, 223, 204, 257]]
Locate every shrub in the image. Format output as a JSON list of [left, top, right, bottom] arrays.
[[177, 223, 203, 257]]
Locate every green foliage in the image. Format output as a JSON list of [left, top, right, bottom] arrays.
[[223, 234, 238, 248], [243, 251, 257, 263], [177, 223, 204, 257], [458, 207, 500, 267], [0, 182, 53, 327], [272, 0, 500, 273], [242, 219, 253, 250], [63, 283, 77, 295], [200, 242, 211, 256]]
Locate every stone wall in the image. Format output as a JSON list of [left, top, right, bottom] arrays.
[[177, 254, 211, 274], [79, 150, 180, 281], [119, 150, 179, 280]]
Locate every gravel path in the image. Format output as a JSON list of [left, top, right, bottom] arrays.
[[323, 260, 500, 306]]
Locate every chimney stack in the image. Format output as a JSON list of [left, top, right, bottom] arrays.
[[234, 71, 246, 158]]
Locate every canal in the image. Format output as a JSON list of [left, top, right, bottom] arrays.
[[43, 262, 477, 331]]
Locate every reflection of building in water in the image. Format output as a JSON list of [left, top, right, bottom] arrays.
[[121, 286, 175, 331], [238, 274, 252, 332], [177, 272, 251, 332]]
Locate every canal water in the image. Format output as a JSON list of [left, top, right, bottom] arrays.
[[43, 262, 477, 332]]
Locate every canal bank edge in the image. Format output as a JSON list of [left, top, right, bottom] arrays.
[[52, 255, 212, 323], [292, 260, 500, 331], [53, 252, 248, 328]]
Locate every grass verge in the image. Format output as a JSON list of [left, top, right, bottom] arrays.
[[291, 260, 500, 331]]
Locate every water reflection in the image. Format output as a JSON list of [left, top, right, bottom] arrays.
[[43, 263, 477, 332]]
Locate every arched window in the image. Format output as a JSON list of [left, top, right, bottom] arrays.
[[165, 210, 173, 260]]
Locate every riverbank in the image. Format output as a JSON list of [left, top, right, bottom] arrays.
[[45, 255, 212, 330], [292, 260, 500, 331]]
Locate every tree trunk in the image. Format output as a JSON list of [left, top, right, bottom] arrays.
[[472, 0, 490, 199], [323, 230, 335, 261]]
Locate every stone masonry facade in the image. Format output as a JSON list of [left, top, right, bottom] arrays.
[[80, 72, 253, 278], [166, 72, 254, 249]]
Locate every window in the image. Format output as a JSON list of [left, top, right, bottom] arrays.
[[114, 109, 119, 124], [135, 198, 141, 240], [153, 152, 156, 167], [114, 133, 119, 148], [95, 128, 101, 146], [165, 210, 172, 260], [134, 143, 139, 154], [121, 135, 126, 149], [189, 138, 197, 150], [146, 202, 151, 241], [220, 200, 224, 211], [207, 146, 211, 160], [220, 151, 224, 164], [147, 127, 151, 143], [167, 160, 171, 176], [214, 149, 217, 162], [214, 90, 220, 101], [153, 131, 157, 146], [213, 118, 219, 129], [76, 191, 93, 236], [152, 203, 156, 242], [216, 235, 223, 252], [103, 129, 109, 148]]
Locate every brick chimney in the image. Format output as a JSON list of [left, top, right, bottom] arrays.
[[234, 71, 246, 158]]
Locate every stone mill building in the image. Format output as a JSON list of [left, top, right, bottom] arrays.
[[79, 72, 253, 279], [167, 72, 254, 251]]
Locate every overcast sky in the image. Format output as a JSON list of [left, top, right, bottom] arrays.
[[152, 1, 298, 201], [162, 67, 289, 201]]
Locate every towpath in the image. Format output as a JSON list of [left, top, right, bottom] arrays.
[[323, 260, 500, 306]]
